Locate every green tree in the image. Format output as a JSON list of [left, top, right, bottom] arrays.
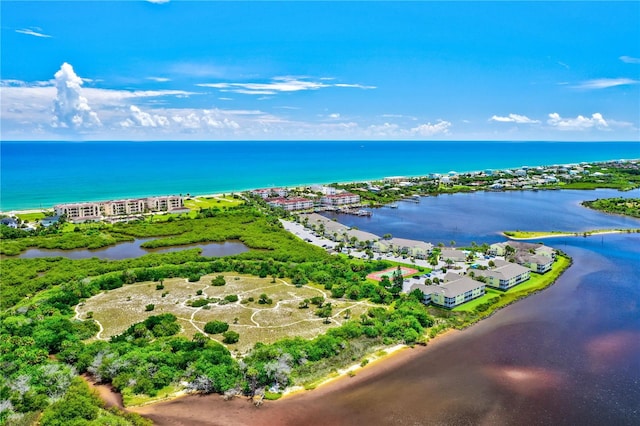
[[212, 275, 226, 286], [222, 330, 240, 344], [204, 320, 229, 334]]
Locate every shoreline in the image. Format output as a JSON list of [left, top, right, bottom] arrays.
[[129, 329, 461, 418], [504, 229, 639, 240], [2, 156, 638, 214]]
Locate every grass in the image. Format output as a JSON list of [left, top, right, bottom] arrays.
[[77, 273, 377, 353], [183, 195, 244, 211], [452, 255, 571, 313], [122, 384, 181, 407], [15, 212, 46, 222]]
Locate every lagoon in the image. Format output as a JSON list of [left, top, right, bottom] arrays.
[[136, 187, 640, 425], [15, 239, 248, 260]]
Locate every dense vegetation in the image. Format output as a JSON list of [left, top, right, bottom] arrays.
[[582, 197, 640, 218], [0, 203, 575, 424]]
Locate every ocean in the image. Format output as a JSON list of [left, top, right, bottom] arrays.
[[1, 141, 639, 211]]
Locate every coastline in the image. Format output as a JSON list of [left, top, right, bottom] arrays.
[[128, 329, 461, 423], [503, 229, 640, 240], [2, 154, 638, 213]]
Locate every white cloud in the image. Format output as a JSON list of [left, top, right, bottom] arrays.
[[52, 63, 101, 128], [197, 76, 375, 95], [490, 114, 540, 124], [147, 0, 170, 3], [146, 77, 171, 82], [328, 113, 341, 119], [571, 78, 639, 90], [410, 120, 451, 136], [15, 27, 52, 38], [547, 112, 609, 131], [122, 105, 169, 128], [619, 56, 640, 64]]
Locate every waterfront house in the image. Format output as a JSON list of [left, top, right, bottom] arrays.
[[321, 192, 361, 206], [516, 253, 554, 274], [344, 229, 380, 247], [301, 213, 349, 238], [410, 274, 485, 308], [268, 197, 314, 211], [439, 249, 467, 263], [489, 241, 555, 258], [473, 263, 531, 290], [386, 237, 433, 259]]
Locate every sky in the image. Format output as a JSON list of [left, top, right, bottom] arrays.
[[1, 1, 639, 141]]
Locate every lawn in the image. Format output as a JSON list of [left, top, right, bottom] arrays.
[[453, 255, 571, 312], [77, 273, 376, 354], [183, 195, 244, 211]]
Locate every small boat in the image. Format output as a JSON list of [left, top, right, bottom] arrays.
[[389, 203, 398, 208]]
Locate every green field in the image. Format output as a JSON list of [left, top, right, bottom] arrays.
[[183, 195, 244, 211]]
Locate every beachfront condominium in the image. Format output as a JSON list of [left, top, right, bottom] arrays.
[[54, 195, 185, 222]]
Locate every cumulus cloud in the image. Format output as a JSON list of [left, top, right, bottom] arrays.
[[547, 112, 609, 131], [490, 114, 540, 124], [571, 78, 638, 90], [120, 105, 169, 128], [52, 63, 101, 128], [15, 27, 51, 38], [619, 56, 640, 64], [411, 120, 451, 136], [197, 76, 375, 95], [147, 0, 170, 3], [328, 113, 341, 119]]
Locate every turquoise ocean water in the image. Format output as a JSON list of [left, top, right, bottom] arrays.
[[1, 141, 638, 211]]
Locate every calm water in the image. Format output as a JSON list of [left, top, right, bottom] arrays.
[[138, 189, 640, 426], [326, 188, 640, 246], [1, 141, 638, 211], [16, 239, 248, 260]]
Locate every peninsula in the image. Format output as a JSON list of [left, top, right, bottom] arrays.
[[0, 158, 638, 425]]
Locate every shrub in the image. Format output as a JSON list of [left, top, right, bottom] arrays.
[[145, 304, 155, 311], [190, 298, 209, 307], [204, 320, 229, 334], [196, 289, 203, 296], [222, 330, 239, 344], [188, 275, 201, 282], [211, 275, 226, 286], [224, 294, 239, 303]]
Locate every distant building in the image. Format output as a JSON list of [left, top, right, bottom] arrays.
[[321, 193, 360, 206], [0, 217, 18, 228], [374, 237, 433, 259], [251, 188, 289, 199], [268, 197, 314, 211], [40, 215, 61, 227], [310, 185, 337, 195], [55, 202, 102, 222], [54, 195, 185, 222]]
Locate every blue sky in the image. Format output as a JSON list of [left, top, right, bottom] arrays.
[[1, 1, 639, 141]]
